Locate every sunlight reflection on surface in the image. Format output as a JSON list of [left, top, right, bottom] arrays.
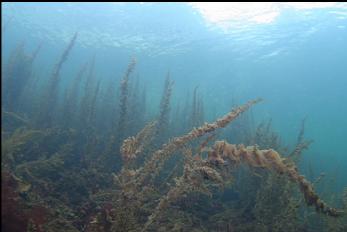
[[189, 2, 345, 28]]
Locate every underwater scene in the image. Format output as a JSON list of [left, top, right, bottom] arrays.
[[1, 2, 347, 232]]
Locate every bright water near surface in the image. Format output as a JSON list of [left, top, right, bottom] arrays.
[[2, 2, 347, 232]]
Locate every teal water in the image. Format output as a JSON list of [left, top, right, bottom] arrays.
[[2, 3, 347, 230]]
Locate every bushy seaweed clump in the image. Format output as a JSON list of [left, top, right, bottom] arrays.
[[1, 34, 345, 232]]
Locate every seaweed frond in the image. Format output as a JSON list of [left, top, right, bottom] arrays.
[[37, 32, 78, 127], [129, 98, 262, 187], [50, 32, 78, 88], [155, 71, 174, 141], [62, 61, 88, 129], [208, 141, 343, 217], [288, 117, 313, 163], [143, 138, 342, 230], [121, 121, 157, 166], [117, 58, 136, 142]]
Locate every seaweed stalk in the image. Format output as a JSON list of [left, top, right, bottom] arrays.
[[143, 140, 342, 230], [118, 98, 262, 192], [207, 141, 343, 217], [62, 61, 88, 128], [155, 72, 174, 142], [190, 86, 199, 128], [49, 33, 78, 93], [88, 79, 102, 130], [3, 42, 35, 112], [288, 118, 313, 163], [37, 32, 78, 127], [117, 58, 136, 143], [121, 121, 157, 167]]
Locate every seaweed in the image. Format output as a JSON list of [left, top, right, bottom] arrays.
[[79, 55, 96, 131], [61, 61, 89, 129], [1, 171, 49, 232], [126, 74, 145, 136], [154, 72, 174, 144], [115, 99, 261, 230], [117, 58, 136, 143], [142, 139, 342, 230], [113, 98, 345, 231], [101, 58, 137, 172], [36, 32, 78, 127], [118, 98, 262, 189], [288, 118, 313, 164], [1, 36, 345, 231], [2, 42, 39, 112], [190, 86, 204, 128], [208, 141, 342, 217], [1, 171, 29, 232]]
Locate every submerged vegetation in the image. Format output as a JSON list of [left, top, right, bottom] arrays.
[[1, 33, 346, 232]]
